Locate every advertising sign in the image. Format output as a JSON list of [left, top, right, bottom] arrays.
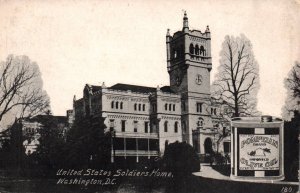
[[239, 134, 279, 170]]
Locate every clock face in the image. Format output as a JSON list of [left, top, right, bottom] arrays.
[[195, 74, 203, 85]]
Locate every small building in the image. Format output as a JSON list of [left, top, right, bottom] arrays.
[[10, 115, 68, 155]]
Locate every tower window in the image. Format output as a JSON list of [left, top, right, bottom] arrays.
[[120, 102, 123, 109], [195, 45, 200, 55], [165, 103, 168, 111], [197, 118, 204, 129], [121, 120, 126, 132], [134, 103, 137, 111], [200, 45, 205, 56], [111, 101, 114, 109], [169, 104, 172, 111], [164, 121, 168, 132], [138, 104, 141, 111], [116, 101, 119, 109], [196, 103, 203, 113], [143, 104, 145, 111], [134, 121, 138, 132], [144, 122, 148, 133], [174, 122, 178, 133], [173, 104, 176, 111], [189, 44, 194, 54]]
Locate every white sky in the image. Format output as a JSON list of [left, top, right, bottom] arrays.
[[0, 0, 299, 117]]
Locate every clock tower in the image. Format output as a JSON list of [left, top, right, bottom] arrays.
[[166, 12, 213, 145]]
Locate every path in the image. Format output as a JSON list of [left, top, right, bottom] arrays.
[[193, 163, 230, 180]]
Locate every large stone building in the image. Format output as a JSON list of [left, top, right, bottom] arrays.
[[72, 13, 231, 163]]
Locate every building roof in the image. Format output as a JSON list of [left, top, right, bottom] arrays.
[[90, 85, 102, 93], [25, 115, 68, 125], [109, 84, 177, 94], [109, 83, 156, 93], [160, 86, 176, 93]]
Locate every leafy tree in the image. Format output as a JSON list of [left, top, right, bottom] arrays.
[[33, 116, 66, 170], [65, 116, 109, 168], [281, 62, 299, 180], [212, 34, 260, 117]]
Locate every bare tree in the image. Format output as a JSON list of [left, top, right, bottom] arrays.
[[212, 34, 260, 117], [0, 55, 50, 123], [282, 61, 300, 120]]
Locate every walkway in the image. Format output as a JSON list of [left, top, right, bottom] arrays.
[[193, 163, 230, 180]]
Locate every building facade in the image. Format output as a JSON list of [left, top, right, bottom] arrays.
[[73, 13, 231, 163], [10, 115, 68, 155]]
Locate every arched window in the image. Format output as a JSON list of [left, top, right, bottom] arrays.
[[120, 102, 123, 109], [197, 118, 204, 129], [142, 104, 145, 111], [169, 104, 172, 111], [195, 45, 200, 55], [116, 101, 119, 109], [200, 45, 205, 55], [189, 44, 194, 54], [174, 122, 178, 133], [164, 121, 168, 132], [173, 104, 176, 111], [138, 104, 141, 111], [111, 101, 114, 109], [134, 103, 137, 111], [214, 108, 217, 115], [165, 103, 168, 111]]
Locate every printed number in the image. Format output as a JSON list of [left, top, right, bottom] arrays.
[[281, 187, 293, 193]]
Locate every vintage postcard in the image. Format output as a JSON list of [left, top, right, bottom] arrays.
[[0, 0, 299, 193]]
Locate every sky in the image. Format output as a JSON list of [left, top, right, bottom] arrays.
[[0, 0, 299, 118]]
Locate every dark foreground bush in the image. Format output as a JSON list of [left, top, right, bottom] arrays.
[[162, 141, 200, 176]]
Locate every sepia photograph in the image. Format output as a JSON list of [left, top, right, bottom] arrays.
[[0, 0, 299, 193]]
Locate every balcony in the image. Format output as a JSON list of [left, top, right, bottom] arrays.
[[115, 132, 158, 139], [114, 150, 159, 156]]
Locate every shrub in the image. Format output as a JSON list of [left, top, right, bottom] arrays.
[[162, 141, 200, 176]]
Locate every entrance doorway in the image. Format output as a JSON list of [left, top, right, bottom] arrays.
[[204, 138, 213, 154]]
